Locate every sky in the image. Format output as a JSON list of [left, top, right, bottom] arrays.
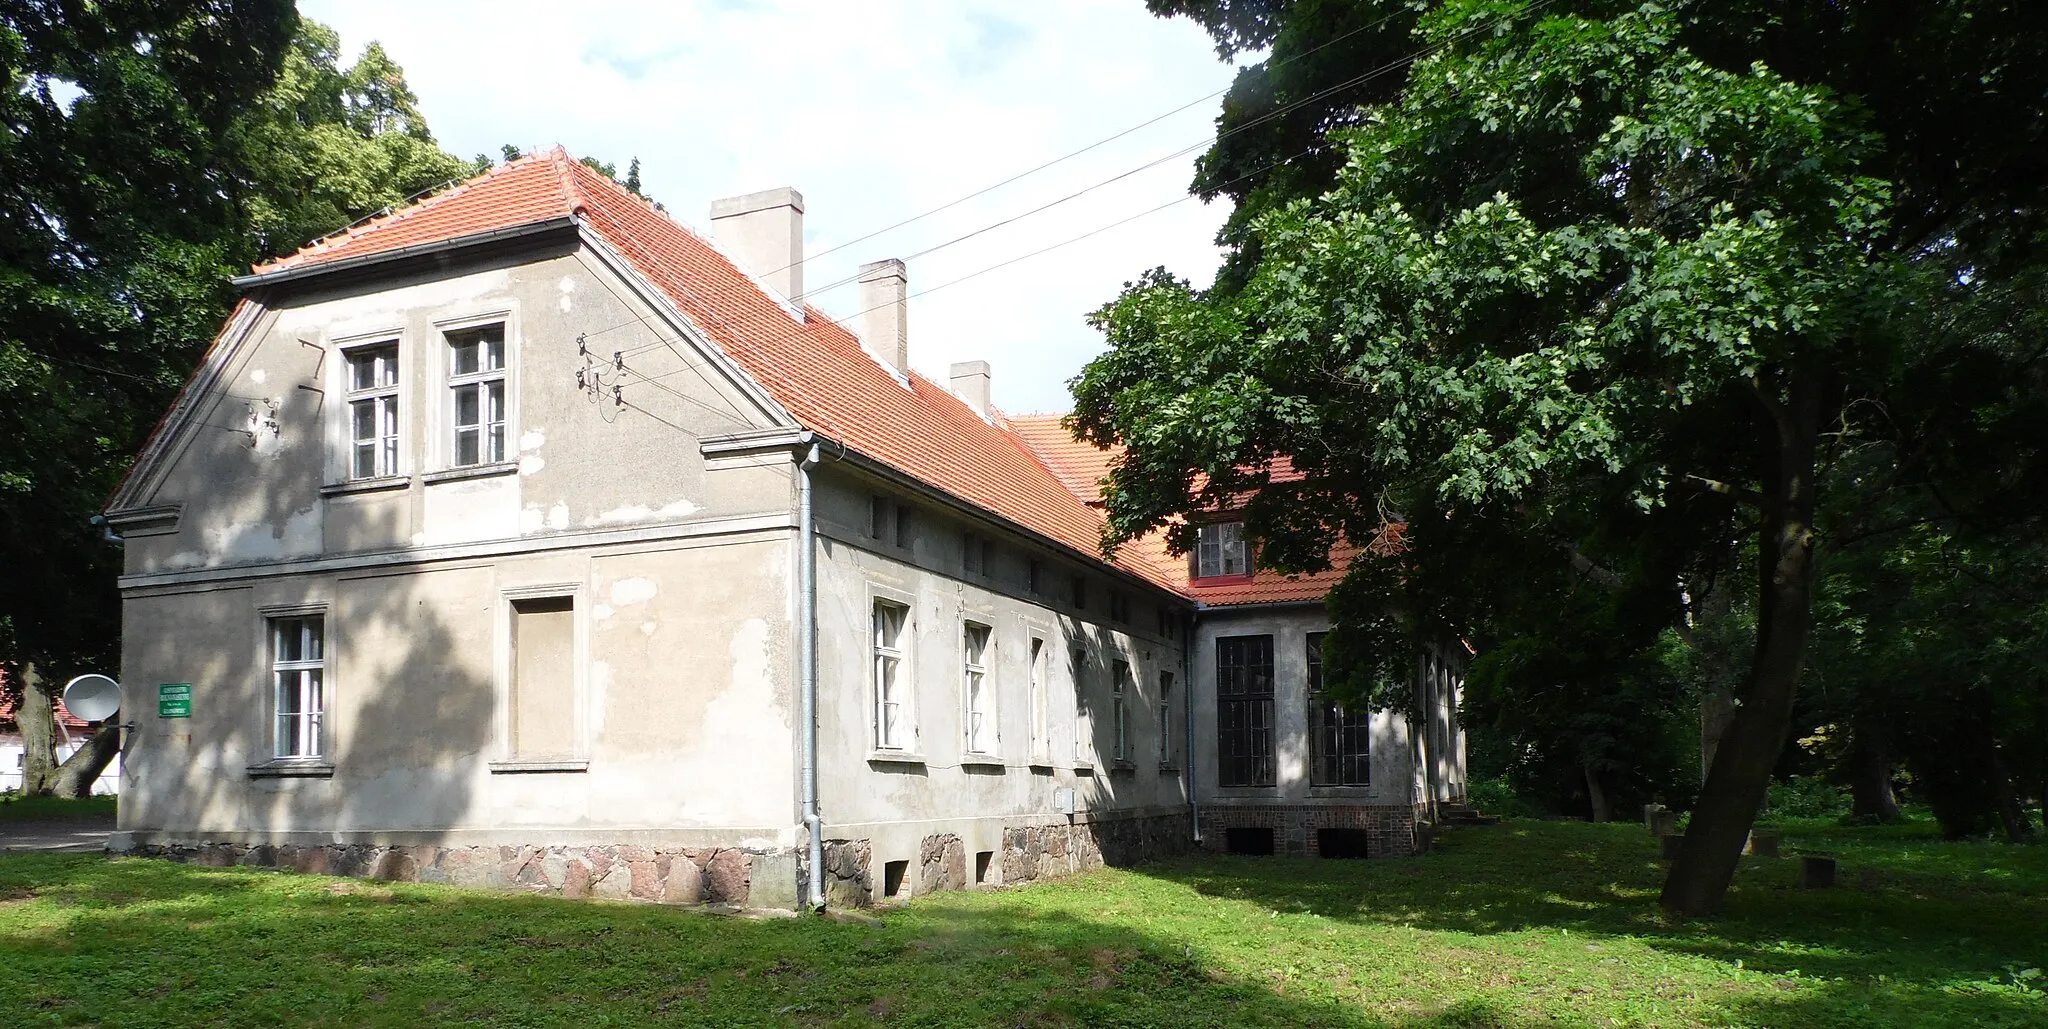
[[299, 0, 1249, 415]]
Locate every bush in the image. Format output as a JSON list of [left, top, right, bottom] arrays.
[[1466, 776, 1539, 819], [1763, 775, 1851, 821]]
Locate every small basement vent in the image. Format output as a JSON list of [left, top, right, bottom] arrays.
[[1224, 827, 1276, 856], [974, 850, 993, 885], [1317, 828, 1371, 859], [883, 859, 909, 899]]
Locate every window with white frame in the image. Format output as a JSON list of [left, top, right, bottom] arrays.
[[1112, 659, 1132, 762], [1070, 645, 1090, 764], [344, 343, 400, 480], [1195, 521, 1250, 578], [1158, 670, 1174, 765], [447, 324, 507, 466], [270, 616, 326, 759], [873, 600, 910, 750], [1028, 637, 1048, 761], [963, 621, 993, 755]]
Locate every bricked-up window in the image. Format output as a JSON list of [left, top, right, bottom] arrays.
[[869, 495, 888, 539], [1028, 637, 1048, 761], [873, 600, 911, 750], [270, 616, 325, 758], [1070, 645, 1091, 764], [1216, 634, 1275, 786], [1109, 591, 1130, 624], [447, 324, 506, 466], [1195, 521, 1249, 579], [510, 596, 576, 759], [344, 342, 400, 480], [1308, 632, 1371, 786]]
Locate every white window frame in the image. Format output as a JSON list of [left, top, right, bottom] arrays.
[[1196, 521, 1250, 578], [1070, 644, 1092, 767], [1027, 635, 1049, 763], [445, 322, 508, 468], [1111, 658, 1132, 763], [1158, 670, 1174, 766], [962, 620, 994, 756], [872, 597, 913, 752], [269, 614, 326, 760], [341, 339, 401, 481]]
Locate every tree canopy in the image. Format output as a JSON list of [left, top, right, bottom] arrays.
[[1, 5, 471, 791], [1078, 0, 2047, 913]]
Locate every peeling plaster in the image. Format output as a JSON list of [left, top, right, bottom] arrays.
[[591, 604, 615, 622], [557, 276, 576, 313], [608, 577, 657, 608], [249, 369, 268, 385], [587, 498, 699, 527]]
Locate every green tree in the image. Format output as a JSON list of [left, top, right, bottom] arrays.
[[1, 6, 470, 794], [1076, 0, 2047, 914]]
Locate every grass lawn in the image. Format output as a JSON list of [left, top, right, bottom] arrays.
[[1, 818, 2042, 1028], [0, 794, 117, 822]]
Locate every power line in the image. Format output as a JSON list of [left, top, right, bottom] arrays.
[[793, 0, 1550, 303], [763, 3, 1421, 279]]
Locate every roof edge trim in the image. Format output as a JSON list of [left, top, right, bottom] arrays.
[[231, 216, 580, 290]]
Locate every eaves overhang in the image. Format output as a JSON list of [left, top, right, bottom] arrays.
[[230, 215, 582, 291]]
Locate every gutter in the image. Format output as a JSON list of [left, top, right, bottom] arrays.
[[797, 434, 825, 911], [230, 216, 580, 290], [1184, 608, 1201, 845]]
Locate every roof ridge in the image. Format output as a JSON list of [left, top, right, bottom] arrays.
[[547, 146, 591, 217], [253, 153, 551, 273]]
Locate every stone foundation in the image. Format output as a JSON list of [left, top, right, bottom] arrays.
[[812, 812, 1194, 907], [134, 841, 788, 908], [1199, 804, 1422, 857]]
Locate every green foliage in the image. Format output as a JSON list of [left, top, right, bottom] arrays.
[[578, 154, 651, 200], [4, 821, 2046, 1025], [1083, 0, 2048, 910], [1764, 775, 1852, 822]]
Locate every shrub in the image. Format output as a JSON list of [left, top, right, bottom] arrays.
[[1763, 775, 1851, 821]]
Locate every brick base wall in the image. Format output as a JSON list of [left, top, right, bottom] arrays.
[[1199, 804, 1422, 857], [814, 811, 1194, 907], [132, 841, 784, 907]]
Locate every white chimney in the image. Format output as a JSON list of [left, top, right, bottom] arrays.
[[709, 187, 804, 301], [949, 360, 991, 417], [858, 258, 908, 375]]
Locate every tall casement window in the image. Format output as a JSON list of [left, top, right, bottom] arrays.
[[1111, 659, 1132, 762], [1308, 632, 1371, 786], [447, 324, 507, 466], [872, 600, 910, 750], [1195, 521, 1250, 579], [962, 622, 993, 755], [345, 342, 400, 480], [271, 616, 326, 759], [1028, 637, 1049, 761], [1070, 645, 1091, 764], [1158, 671, 1175, 765], [1216, 634, 1275, 787]]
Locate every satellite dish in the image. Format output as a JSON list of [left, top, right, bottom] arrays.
[[62, 674, 122, 722]]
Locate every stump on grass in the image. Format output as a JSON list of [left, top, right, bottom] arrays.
[[1745, 830, 1780, 858], [1659, 833, 1684, 860], [1801, 855, 1837, 889]]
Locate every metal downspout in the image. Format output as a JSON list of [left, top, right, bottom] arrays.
[[799, 439, 824, 910], [1185, 610, 1201, 844]]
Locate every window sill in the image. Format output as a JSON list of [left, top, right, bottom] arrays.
[[867, 750, 927, 766], [489, 759, 589, 774], [247, 760, 334, 779], [959, 755, 1006, 771], [320, 476, 409, 497], [1108, 759, 1138, 775], [1158, 764, 1181, 776], [1071, 762, 1096, 776], [424, 462, 518, 485]]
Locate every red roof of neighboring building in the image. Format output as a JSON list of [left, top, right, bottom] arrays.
[[240, 149, 1348, 606]]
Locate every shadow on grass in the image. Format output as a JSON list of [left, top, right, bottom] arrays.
[[1137, 820, 2048, 1028], [1, 853, 1558, 1029]]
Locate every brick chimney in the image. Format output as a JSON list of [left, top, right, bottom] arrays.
[[858, 258, 908, 375], [709, 187, 804, 301], [949, 361, 990, 417]]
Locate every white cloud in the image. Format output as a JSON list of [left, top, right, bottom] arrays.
[[300, 0, 1242, 414]]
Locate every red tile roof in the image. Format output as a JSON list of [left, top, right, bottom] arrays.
[[243, 149, 1349, 606]]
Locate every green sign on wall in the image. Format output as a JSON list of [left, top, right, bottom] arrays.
[[158, 683, 192, 718]]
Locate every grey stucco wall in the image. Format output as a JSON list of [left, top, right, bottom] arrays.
[[1189, 608, 1417, 814]]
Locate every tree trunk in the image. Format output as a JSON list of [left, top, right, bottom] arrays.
[[1584, 763, 1612, 822], [15, 663, 59, 796], [1700, 688, 1737, 785], [1848, 730, 1900, 822], [1986, 738, 2036, 842], [1662, 375, 1822, 917], [51, 722, 120, 798]]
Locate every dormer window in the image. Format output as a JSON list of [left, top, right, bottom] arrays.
[[1195, 521, 1250, 579]]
